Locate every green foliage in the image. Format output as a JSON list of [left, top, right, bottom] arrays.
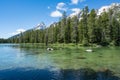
[[0, 38, 9, 43], [81, 6, 89, 45], [71, 16, 79, 45], [88, 9, 97, 43], [7, 6, 120, 46], [65, 17, 71, 43]]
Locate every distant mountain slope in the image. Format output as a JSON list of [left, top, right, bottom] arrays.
[[9, 22, 46, 39]]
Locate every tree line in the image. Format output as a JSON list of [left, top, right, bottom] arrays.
[[6, 6, 120, 46], [0, 38, 9, 43]]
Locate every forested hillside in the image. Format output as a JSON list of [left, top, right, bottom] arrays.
[[8, 5, 120, 46]]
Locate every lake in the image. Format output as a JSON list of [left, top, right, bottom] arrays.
[[0, 44, 120, 80]]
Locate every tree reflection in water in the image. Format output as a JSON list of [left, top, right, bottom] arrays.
[[57, 68, 120, 80], [0, 68, 119, 80]]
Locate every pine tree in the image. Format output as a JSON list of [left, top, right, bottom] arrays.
[[81, 6, 89, 46], [95, 16, 103, 44], [65, 17, 71, 43], [100, 12, 109, 45], [88, 9, 97, 43], [59, 12, 67, 43], [71, 16, 79, 45]]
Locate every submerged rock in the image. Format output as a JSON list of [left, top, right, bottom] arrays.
[[47, 48, 53, 51], [86, 49, 93, 52], [76, 56, 86, 59]]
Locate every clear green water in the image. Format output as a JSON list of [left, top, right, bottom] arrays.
[[0, 44, 120, 80]]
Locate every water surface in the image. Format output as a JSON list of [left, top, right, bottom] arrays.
[[0, 44, 120, 80]]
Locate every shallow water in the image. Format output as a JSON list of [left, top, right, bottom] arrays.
[[0, 44, 120, 80]]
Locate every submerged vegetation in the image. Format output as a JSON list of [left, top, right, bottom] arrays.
[[12, 44, 120, 77]]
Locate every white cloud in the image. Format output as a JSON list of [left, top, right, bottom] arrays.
[[71, 0, 85, 4], [50, 10, 62, 17], [71, 8, 81, 12], [56, 2, 67, 11], [11, 29, 26, 35], [70, 8, 81, 17], [71, 0, 79, 4]]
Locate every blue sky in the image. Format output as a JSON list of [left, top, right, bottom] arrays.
[[0, 0, 120, 38]]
